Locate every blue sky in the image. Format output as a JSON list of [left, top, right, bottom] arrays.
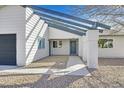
[[37, 5, 73, 14], [36, 5, 89, 18], [33, 5, 113, 29]]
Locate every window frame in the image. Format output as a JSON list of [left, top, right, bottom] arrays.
[[52, 40, 62, 48], [38, 37, 45, 49], [98, 39, 113, 48], [53, 41, 57, 48], [58, 41, 62, 48]]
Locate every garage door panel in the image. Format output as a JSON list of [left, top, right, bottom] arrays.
[[0, 34, 16, 65]]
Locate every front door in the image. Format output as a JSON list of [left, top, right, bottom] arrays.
[[49, 41, 51, 56], [70, 40, 77, 55]]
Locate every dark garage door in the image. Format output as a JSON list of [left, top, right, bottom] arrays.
[[0, 34, 16, 65]]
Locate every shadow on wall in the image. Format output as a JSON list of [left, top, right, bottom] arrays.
[[25, 9, 47, 64]]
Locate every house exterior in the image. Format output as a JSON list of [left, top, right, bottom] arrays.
[[0, 6, 49, 66], [0, 5, 123, 68], [99, 31, 124, 58]]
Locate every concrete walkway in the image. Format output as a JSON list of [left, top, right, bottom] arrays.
[[67, 56, 90, 76], [48, 56, 91, 76], [0, 56, 91, 76]]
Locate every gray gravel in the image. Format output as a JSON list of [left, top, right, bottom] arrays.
[[0, 58, 124, 88]]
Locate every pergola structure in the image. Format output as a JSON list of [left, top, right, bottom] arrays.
[[29, 6, 111, 68], [30, 6, 111, 36]]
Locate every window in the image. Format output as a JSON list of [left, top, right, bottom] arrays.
[[58, 41, 62, 48], [38, 37, 45, 49], [53, 41, 57, 48], [98, 39, 113, 48], [53, 41, 62, 48]]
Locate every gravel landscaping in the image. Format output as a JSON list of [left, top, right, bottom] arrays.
[[26, 56, 69, 69], [0, 58, 124, 88], [0, 73, 42, 88]]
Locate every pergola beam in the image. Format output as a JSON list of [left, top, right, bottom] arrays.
[[31, 6, 94, 24], [47, 22, 85, 36], [34, 12, 93, 30], [31, 6, 111, 29], [40, 17, 87, 32]]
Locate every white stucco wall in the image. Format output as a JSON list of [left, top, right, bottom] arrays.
[[82, 36, 87, 62], [49, 27, 81, 56], [78, 37, 83, 57], [26, 7, 49, 64], [49, 27, 81, 39], [84, 30, 99, 68], [0, 6, 26, 66], [99, 35, 124, 58], [50, 40, 70, 55]]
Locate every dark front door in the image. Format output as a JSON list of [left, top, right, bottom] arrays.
[[0, 34, 16, 65], [49, 41, 51, 56], [70, 40, 77, 55]]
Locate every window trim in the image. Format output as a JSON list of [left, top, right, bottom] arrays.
[[38, 37, 45, 49], [53, 40, 62, 48]]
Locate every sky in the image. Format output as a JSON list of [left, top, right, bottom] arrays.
[[37, 5, 74, 14], [32, 5, 124, 31], [35, 5, 89, 19]]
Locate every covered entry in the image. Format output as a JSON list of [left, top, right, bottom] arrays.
[[31, 6, 111, 68], [0, 34, 16, 65]]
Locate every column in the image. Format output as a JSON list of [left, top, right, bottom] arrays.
[[86, 30, 99, 68]]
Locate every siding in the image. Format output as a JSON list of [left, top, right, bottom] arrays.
[[26, 7, 49, 65], [98, 35, 124, 58], [0, 6, 25, 66]]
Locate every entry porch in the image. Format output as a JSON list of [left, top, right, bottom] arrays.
[[49, 39, 79, 56]]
